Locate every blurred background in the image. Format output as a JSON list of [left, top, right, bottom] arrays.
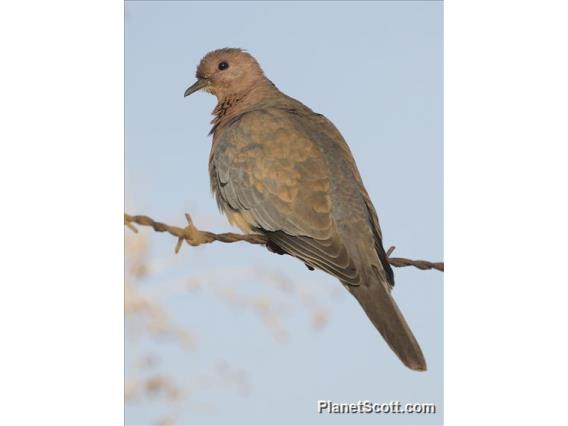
[[125, 1, 442, 425]]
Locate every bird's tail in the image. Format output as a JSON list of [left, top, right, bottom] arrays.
[[346, 274, 427, 371]]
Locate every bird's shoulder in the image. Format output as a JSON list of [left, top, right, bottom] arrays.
[[211, 102, 330, 180]]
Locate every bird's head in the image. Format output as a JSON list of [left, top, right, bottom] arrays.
[[184, 48, 267, 101]]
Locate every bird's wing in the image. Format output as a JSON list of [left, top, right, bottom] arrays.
[[210, 107, 426, 370], [210, 108, 366, 285], [299, 112, 394, 287]]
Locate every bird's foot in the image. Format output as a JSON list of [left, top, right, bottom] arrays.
[[266, 240, 287, 255]]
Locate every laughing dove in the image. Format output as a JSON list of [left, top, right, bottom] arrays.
[[185, 48, 426, 371]]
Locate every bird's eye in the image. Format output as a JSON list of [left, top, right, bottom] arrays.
[[218, 61, 229, 71]]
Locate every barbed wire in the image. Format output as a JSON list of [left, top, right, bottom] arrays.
[[124, 213, 444, 272]]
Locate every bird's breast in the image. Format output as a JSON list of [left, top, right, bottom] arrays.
[[224, 209, 256, 234]]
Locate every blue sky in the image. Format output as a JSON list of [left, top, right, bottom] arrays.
[[125, 1, 443, 424]]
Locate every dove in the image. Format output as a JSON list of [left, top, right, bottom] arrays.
[[184, 48, 426, 371]]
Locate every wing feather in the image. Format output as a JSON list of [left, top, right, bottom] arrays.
[[210, 108, 373, 285]]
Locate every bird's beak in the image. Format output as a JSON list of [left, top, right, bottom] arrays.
[[184, 78, 209, 97]]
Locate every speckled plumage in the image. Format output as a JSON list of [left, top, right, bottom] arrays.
[[185, 48, 426, 371]]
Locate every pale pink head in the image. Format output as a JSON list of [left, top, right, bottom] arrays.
[[184, 48, 268, 101]]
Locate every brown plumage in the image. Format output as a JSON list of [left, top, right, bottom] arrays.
[[185, 48, 427, 371]]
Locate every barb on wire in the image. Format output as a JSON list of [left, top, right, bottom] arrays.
[[124, 213, 444, 272]]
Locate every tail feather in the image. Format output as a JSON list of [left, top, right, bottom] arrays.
[[347, 277, 427, 371]]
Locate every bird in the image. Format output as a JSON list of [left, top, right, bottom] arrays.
[[184, 48, 426, 371]]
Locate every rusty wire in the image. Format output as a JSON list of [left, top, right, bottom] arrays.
[[124, 213, 443, 272]]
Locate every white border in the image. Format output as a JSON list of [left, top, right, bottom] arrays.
[[0, 0, 124, 424], [446, 1, 568, 425]]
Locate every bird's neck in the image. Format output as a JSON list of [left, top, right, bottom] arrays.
[[210, 81, 278, 134], [212, 94, 242, 121]]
